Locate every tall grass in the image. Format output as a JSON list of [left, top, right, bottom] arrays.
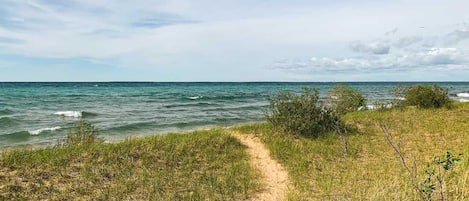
[[233, 103, 469, 200], [0, 129, 260, 200]]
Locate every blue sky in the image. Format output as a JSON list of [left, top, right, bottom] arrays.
[[0, 0, 468, 81]]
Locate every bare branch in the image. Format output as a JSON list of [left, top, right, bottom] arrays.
[[381, 124, 428, 201]]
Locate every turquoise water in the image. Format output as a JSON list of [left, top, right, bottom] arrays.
[[1, 82, 468, 147]]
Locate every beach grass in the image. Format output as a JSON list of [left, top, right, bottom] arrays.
[[232, 102, 469, 200], [2, 102, 469, 200], [0, 129, 260, 200]]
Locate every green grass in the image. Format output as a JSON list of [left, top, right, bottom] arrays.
[[3, 103, 469, 200], [0, 129, 260, 200], [232, 102, 469, 200]]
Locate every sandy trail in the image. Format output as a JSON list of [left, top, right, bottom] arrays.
[[231, 132, 289, 201]]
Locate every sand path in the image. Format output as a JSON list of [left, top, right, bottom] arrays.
[[231, 132, 289, 201]]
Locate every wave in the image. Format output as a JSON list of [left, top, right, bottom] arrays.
[[204, 95, 238, 101], [0, 117, 20, 127], [457, 92, 469, 98], [188, 96, 203, 100], [0, 131, 31, 141], [28, 126, 61, 135], [201, 105, 266, 112], [82, 111, 99, 117], [103, 122, 157, 134], [459, 99, 469, 102], [0, 109, 14, 115], [53, 111, 98, 118], [54, 111, 82, 118], [164, 102, 220, 109], [183, 94, 257, 102], [359, 104, 393, 110]]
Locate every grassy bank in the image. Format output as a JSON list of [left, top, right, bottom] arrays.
[[0, 129, 260, 200], [2, 102, 469, 200], [233, 102, 469, 200]]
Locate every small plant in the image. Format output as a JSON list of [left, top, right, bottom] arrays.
[[382, 124, 462, 201], [420, 151, 462, 201], [326, 84, 366, 116], [404, 84, 450, 109], [66, 120, 100, 145], [265, 87, 338, 138]]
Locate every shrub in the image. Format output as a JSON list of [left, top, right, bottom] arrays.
[[66, 120, 100, 145], [404, 84, 450, 109], [389, 84, 407, 109], [326, 84, 366, 115], [265, 87, 339, 138]]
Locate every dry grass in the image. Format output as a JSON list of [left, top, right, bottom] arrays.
[[232, 102, 469, 200], [0, 129, 260, 200]]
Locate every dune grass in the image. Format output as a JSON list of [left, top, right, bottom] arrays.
[[0, 129, 260, 201], [232, 102, 469, 200], [2, 102, 469, 200]]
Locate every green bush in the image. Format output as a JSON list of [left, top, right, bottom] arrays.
[[404, 84, 450, 109], [326, 84, 366, 115], [265, 87, 339, 138], [66, 120, 100, 145]]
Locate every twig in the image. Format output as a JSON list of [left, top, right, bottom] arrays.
[[381, 124, 428, 201]]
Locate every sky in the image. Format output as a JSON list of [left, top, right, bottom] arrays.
[[0, 0, 468, 81]]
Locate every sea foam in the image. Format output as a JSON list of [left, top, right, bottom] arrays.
[[29, 126, 61, 135], [54, 111, 82, 118], [457, 92, 469, 98]]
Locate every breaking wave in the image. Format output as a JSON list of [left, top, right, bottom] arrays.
[[54, 111, 82, 118], [28, 126, 61, 135], [188, 96, 203, 100], [457, 92, 469, 98]]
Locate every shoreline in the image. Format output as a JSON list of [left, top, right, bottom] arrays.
[[2, 103, 469, 199], [0, 122, 260, 153]]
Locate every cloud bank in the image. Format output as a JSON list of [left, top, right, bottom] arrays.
[[274, 24, 469, 77]]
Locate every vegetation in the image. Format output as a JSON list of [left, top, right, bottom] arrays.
[[66, 120, 100, 145], [0, 84, 465, 200], [391, 84, 407, 108], [326, 84, 367, 115], [383, 125, 463, 201], [420, 151, 462, 201], [0, 129, 259, 200], [403, 84, 451, 109], [265, 87, 339, 138], [234, 102, 469, 200]]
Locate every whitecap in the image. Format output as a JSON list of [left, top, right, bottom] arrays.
[[54, 111, 82, 118], [457, 93, 469, 98], [29, 126, 61, 135], [359, 104, 393, 110], [188, 96, 202, 100]]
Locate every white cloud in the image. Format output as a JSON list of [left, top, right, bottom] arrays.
[[350, 41, 390, 54], [274, 47, 469, 73], [0, 0, 469, 81]]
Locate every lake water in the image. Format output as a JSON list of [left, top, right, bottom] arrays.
[[1, 82, 468, 147]]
